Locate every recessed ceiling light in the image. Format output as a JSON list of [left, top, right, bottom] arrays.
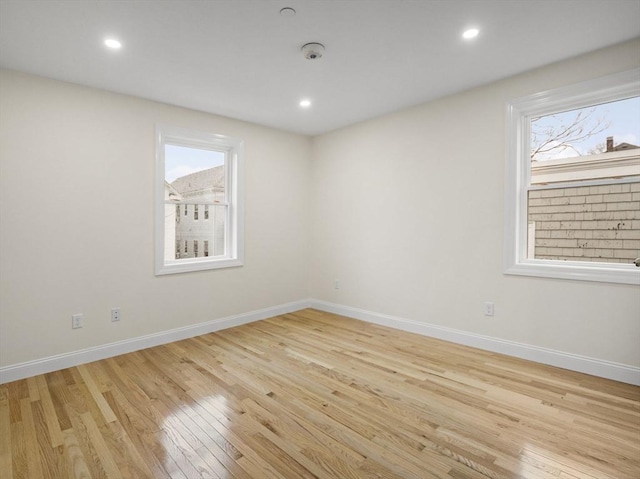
[[280, 7, 296, 17], [299, 99, 312, 108], [104, 38, 122, 49], [462, 28, 479, 40]]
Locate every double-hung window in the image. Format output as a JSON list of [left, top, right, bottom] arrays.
[[505, 69, 640, 284], [155, 125, 244, 275]]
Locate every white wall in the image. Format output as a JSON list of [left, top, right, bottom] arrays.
[[0, 69, 311, 368], [1, 39, 639, 381], [310, 39, 640, 369]]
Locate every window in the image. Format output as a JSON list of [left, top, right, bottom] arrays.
[[156, 125, 244, 275], [505, 69, 640, 285]]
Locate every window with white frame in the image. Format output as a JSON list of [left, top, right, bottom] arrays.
[[505, 69, 640, 285], [155, 125, 244, 275]]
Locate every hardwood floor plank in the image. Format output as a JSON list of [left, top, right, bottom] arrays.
[[19, 398, 44, 479], [0, 385, 12, 479], [34, 375, 65, 448], [26, 377, 40, 403], [66, 395, 109, 479], [2, 309, 639, 478], [7, 380, 27, 425], [44, 371, 73, 432], [61, 429, 92, 479], [9, 420, 27, 479], [76, 365, 117, 424], [31, 400, 63, 479], [79, 411, 122, 479]]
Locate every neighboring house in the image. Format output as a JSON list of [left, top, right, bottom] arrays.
[[163, 182, 183, 261], [165, 166, 226, 260], [528, 141, 640, 263], [606, 135, 639, 152]]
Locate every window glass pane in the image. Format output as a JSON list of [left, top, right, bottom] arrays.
[[526, 95, 640, 265], [527, 183, 640, 263], [531, 96, 640, 162], [165, 145, 225, 183], [163, 145, 226, 263], [171, 205, 227, 259]]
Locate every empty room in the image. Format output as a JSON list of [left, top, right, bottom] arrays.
[[1, 1, 639, 478]]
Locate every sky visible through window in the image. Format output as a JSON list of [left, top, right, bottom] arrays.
[[531, 96, 640, 161], [165, 144, 225, 183]]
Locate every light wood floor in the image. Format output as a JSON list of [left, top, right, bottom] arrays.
[[1, 309, 639, 479]]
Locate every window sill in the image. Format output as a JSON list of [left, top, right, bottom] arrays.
[[504, 259, 640, 285], [156, 257, 243, 276]]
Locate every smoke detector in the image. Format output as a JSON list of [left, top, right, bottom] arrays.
[[301, 42, 325, 60]]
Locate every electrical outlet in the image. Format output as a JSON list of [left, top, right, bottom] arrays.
[[72, 313, 84, 329], [111, 308, 121, 322], [483, 302, 495, 317], [334, 279, 340, 290]]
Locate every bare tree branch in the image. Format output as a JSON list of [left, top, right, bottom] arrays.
[[531, 107, 610, 160]]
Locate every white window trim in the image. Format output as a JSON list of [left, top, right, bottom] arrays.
[[504, 69, 640, 285], [155, 125, 244, 275]]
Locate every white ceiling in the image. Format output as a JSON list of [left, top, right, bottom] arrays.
[[1, 0, 639, 136]]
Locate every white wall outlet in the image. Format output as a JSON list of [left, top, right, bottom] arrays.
[[111, 308, 121, 322], [71, 313, 84, 329], [334, 279, 340, 290], [483, 302, 495, 317]]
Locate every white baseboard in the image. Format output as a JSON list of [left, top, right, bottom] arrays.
[[309, 299, 640, 386], [0, 299, 311, 384], [3, 298, 638, 386]]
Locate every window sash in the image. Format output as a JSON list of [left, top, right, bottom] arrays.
[[166, 203, 230, 262], [529, 176, 640, 192]]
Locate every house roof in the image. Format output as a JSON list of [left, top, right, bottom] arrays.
[[164, 181, 183, 202], [170, 166, 225, 196], [613, 142, 640, 151]]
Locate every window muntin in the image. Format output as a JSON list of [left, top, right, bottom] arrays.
[[505, 69, 640, 285], [156, 125, 244, 275]]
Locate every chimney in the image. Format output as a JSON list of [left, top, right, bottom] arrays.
[[606, 136, 614, 152]]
